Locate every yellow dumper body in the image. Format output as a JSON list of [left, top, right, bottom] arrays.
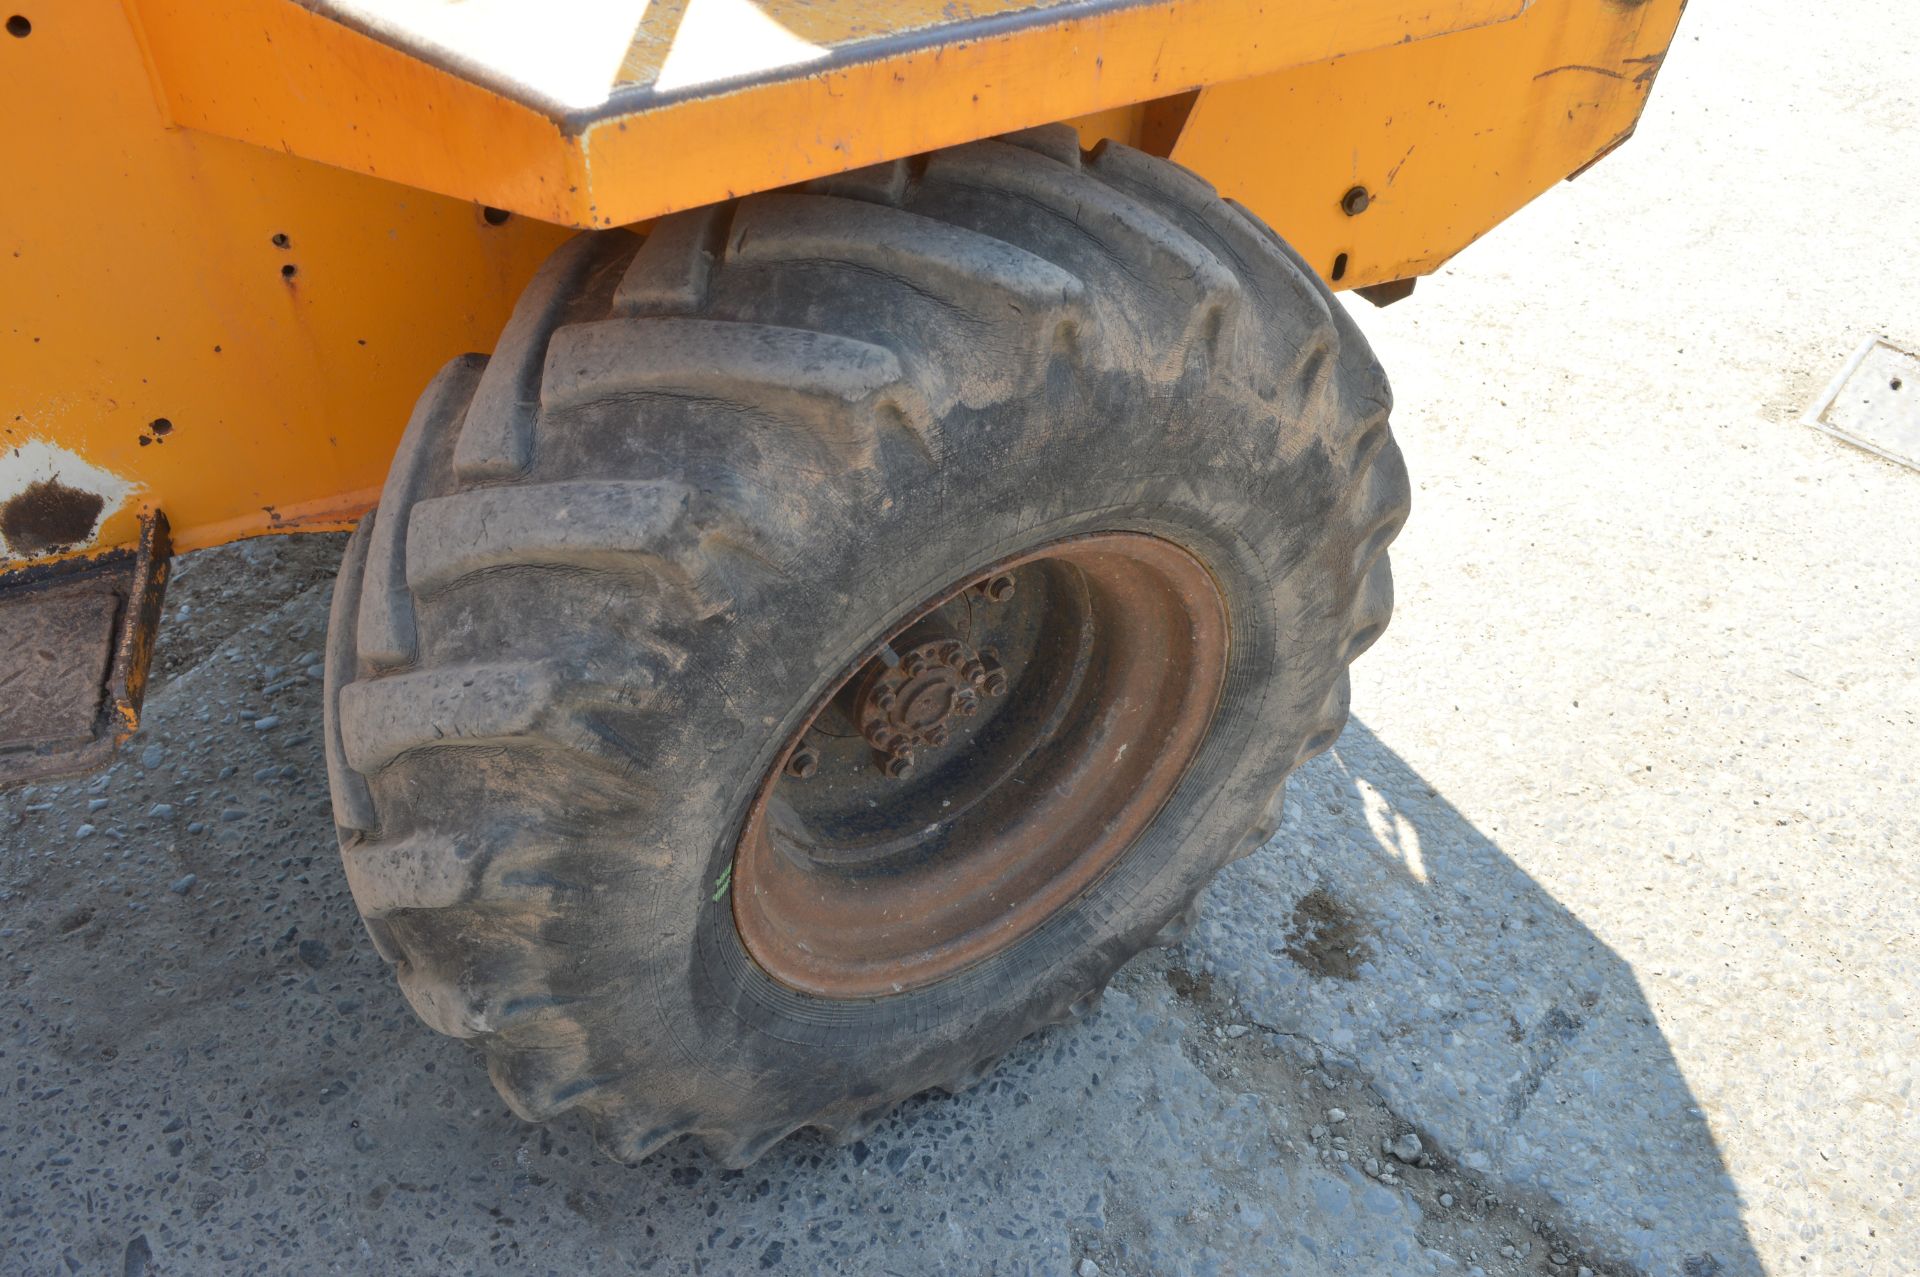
[[0, 0, 1694, 1154], [3, 0, 1683, 569]]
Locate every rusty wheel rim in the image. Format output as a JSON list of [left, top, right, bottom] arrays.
[[732, 533, 1229, 999]]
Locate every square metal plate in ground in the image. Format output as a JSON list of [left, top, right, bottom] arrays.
[[1802, 337, 1920, 471], [0, 512, 172, 784], [0, 587, 122, 750]]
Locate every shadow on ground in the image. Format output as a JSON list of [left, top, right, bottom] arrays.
[[1191, 718, 1763, 1277], [0, 541, 1759, 1276]]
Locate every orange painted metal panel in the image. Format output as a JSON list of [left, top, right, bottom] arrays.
[[129, 0, 1531, 230], [1172, 0, 1689, 290], [3, 0, 1684, 571], [0, 0, 571, 567], [130, 0, 584, 224], [574, 0, 1530, 227]]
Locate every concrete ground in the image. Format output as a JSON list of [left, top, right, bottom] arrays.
[[3, 0, 1914, 1272]]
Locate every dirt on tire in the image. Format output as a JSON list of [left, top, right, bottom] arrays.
[[323, 126, 1409, 1167]]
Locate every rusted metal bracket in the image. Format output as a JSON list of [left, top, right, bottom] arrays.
[[0, 512, 173, 786], [1355, 278, 1418, 308]]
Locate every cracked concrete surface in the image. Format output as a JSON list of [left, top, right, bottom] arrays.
[[3, 0, 1915, 1272], [4, 548, 1656, 1277]]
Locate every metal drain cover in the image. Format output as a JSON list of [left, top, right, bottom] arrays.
[[1803, 337, 1920, 471]]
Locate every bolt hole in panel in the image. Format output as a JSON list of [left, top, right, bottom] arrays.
[[1802, 338, 1920, 472]]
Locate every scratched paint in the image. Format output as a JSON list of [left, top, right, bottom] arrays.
[[0, 440, 138, 562]]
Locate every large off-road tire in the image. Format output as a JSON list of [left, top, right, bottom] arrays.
[[322, 127, 1408, 1167]]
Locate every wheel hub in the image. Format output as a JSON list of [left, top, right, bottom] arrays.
[[852, 628, 1007, 779], [731, 532, 1229, 999]]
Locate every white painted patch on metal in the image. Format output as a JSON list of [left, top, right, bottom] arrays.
[[1802, 337, 1920, 472], [651, 0, 829, 93], [0, 439, 139, 561], [319, 0, 654, 110]]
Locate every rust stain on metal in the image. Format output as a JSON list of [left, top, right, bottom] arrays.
[[111, 511, 174, 733], [0, 478, 108, 556]]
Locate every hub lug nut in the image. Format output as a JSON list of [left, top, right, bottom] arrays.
[[852, 622, 1009, 779], [976, 650, 1008, 698], [975, 573, 1016, 604], [785, 742, 819, 779]]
